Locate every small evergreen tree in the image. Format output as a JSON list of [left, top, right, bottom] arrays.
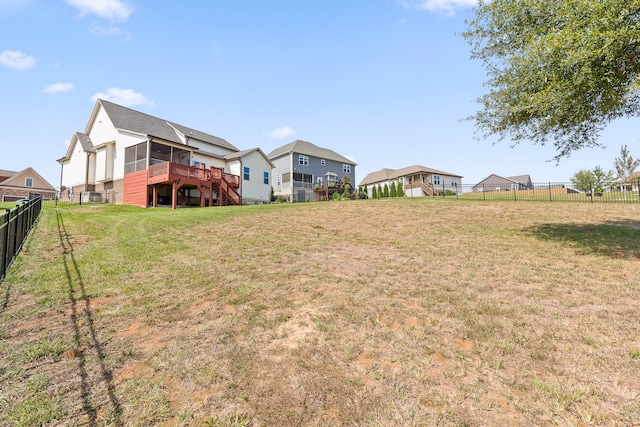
[[377, 184, 382, 199], [383, 183, 389, 198], [397, 181, 405, 197], [372, 186, 377, 199], [390, 181, 397, 197]]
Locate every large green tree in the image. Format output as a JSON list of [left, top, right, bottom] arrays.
[[463, 0, 640, 160]]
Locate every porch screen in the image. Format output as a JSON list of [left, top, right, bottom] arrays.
[[149, 142, 190, 166], [293, 172, 313, 183], [124, 142, 147, 174]]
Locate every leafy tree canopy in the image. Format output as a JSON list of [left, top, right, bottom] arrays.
[[614, 144, 640, 180], [463, 0, 640, 160]]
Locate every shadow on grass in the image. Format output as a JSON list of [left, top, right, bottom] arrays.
[[56, 210, 123, 426], [527, 220, 640, 259]]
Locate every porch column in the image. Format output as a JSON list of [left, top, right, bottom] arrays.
[[152, 185, 158, 208], [172, 180, 183, 210]]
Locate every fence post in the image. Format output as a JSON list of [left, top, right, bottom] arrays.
[[513, 188, 517, 201], [548, 182, 552, 202], [589, 183, 593, 203]]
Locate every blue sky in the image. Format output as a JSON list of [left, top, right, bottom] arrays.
[[1, 0, 637, 188]]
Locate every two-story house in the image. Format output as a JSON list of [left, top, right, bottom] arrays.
[[268, 140, 357, 202], [58, 99, 274, 208]]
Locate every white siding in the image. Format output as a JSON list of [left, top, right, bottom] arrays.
[[95, 143, 115, 182], [61, 139, 89, 188], [237, 151, 272, 204]]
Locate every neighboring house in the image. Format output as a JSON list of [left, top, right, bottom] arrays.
[[616, 171, 640, 192], [57, 99, 273, 208], [359, 165, 463, 197], [472, 174, 533, 192], [0, 167, 56, 202], [268, 140, 356, 202]]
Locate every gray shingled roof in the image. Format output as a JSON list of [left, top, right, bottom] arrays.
[[224, 148, 275, 167], [506, 175, 531, 185], [267, 140, 356, 165], [99, 99, 238, 151], [75, 132, 95, 153], [359, 165, 462, 186], [168, 121, 238, 151]]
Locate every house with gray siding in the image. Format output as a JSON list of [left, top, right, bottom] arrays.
[[268, 140, 356, 202]]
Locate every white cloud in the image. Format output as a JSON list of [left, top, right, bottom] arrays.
[[91, 87, 155, 108], [396, 0, 478, 15], [268, 126, 295, 139], [0, 50, 35, 70], [43, 82, 74, 94], [66, 0, 133, 22]]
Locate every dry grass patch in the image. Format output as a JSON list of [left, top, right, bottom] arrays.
[[1, 199, 640, 425]]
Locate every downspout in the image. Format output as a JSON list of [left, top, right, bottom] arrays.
[[238, 158, 243, 205], [57, 159, 63, 199], [290, 151, 294, 202], [85, 152, 90, 192]]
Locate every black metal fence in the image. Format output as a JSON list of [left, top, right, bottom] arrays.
[[1, 196, 42, 282], [429, 181, 640, 203], [41, 190, 118, 208]]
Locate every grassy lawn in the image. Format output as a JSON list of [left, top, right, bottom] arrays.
[[1, 199, 639, 426]]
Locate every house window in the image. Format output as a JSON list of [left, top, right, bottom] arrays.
[[124, 141, 148, 174], [299, 155, 309, 166], [433, 175, 441, 185], [451, 177, 457, 187], [343, 164, 351, 174], [321, 159, 325, 166], [263, 171, 269, 185], [25, 178, 33, 187], [243, 167, 250, 181]]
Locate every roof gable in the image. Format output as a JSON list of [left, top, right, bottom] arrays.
[[1, 167, 56, 190], [267, 140, 356, 165], [224, 147, 275, 168]]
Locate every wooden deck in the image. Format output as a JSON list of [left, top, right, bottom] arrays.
[[125, 162, 241, 209]]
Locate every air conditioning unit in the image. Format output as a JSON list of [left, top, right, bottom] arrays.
[[81, 192, 102, 203]]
